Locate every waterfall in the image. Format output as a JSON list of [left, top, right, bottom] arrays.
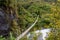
[[27, 29, 51, 40]]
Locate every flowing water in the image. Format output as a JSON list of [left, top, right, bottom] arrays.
[[27, 29, 51, 40]]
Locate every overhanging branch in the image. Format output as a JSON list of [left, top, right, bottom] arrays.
[[16, 15, 39, 40]]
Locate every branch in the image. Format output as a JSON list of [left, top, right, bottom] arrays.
[[16, 15, 39, 40]]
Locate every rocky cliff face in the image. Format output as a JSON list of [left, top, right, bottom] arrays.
[[0, 8, 18, 37], [0, 8, 9, 36]]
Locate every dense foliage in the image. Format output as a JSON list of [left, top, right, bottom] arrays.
[[0, 0, 60, 40]]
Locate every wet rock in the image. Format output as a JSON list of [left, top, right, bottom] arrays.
[[0, 9, 9, 36], [0, 8, 15, 37]]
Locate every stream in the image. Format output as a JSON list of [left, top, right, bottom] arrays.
[[27, 29, 51, 40]]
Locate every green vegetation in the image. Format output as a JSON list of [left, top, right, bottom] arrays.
[[0, 0, 60, 40]]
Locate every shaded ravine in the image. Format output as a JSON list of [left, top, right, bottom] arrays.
[[27, 29, 51, 40]]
